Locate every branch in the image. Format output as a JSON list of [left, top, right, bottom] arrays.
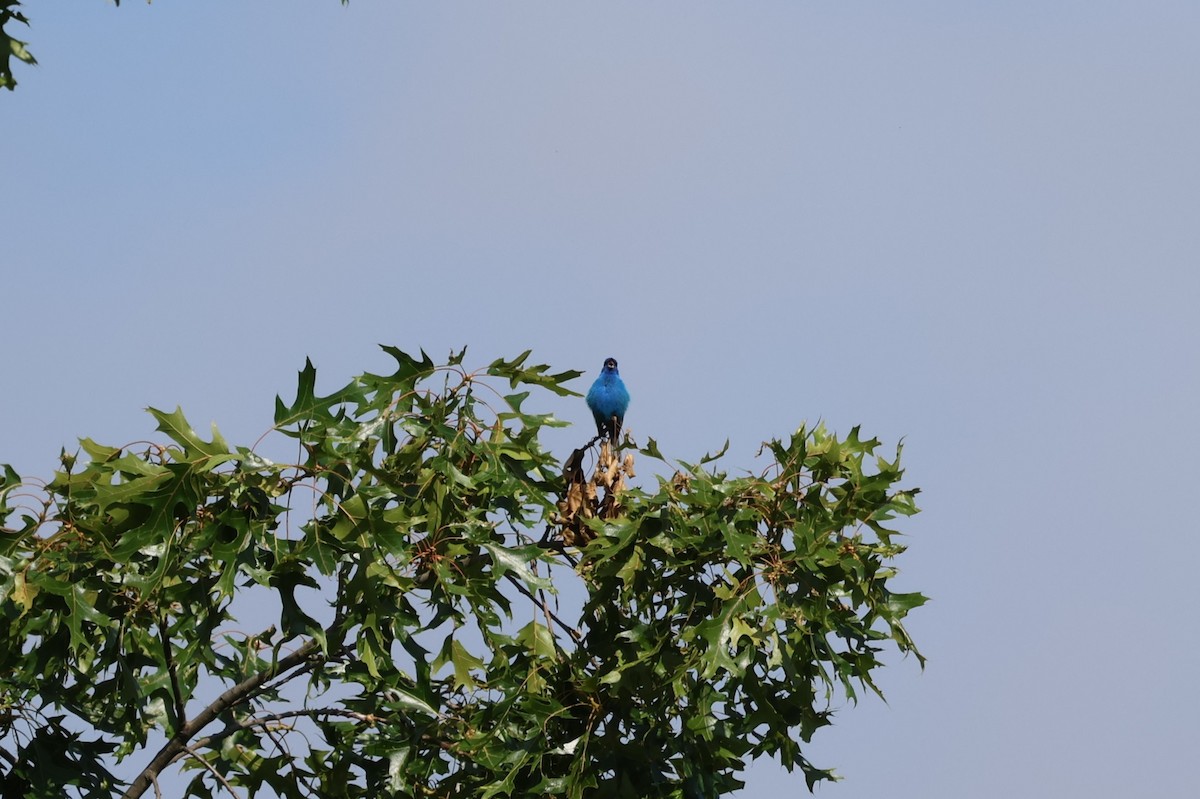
[[120, 637, 323, 799], [246, 708, 380, 727], [188, 708, 380, 755]]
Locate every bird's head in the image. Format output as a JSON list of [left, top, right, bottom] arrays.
[[603, 357, 619, 373]]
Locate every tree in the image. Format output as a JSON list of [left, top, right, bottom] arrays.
[[0, 348, 925, 798]]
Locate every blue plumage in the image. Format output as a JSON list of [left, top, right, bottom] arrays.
[[585, 357, 630, 441]]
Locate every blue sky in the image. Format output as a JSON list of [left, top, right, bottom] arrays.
[[5, 2, 1199, 795]]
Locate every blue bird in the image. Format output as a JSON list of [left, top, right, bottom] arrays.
[[586, 357, 630, 442]]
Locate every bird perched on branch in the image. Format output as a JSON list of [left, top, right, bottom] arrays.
[[586, 357, 630, 442]]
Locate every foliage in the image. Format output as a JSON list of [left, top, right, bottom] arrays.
[[0, 348, 925, 798], [1, 1, 35, 90], [0, 1, 353, 91]]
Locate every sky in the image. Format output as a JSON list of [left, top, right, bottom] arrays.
[[4, 1, 1200, 795]]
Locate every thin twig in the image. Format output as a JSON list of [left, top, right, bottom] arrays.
[[259, 723, 300, 795], [503, 573, 581, 644], [187, 708, 380, 755], [181, 741, 242, 799], [249, 708, 380, 726], [532, 562, 556, 640]]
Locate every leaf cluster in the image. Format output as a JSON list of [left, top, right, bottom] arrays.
[[0, 348, 924, 798]]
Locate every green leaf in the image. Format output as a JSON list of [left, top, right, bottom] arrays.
[[148, 406, 230, 458], [0, 7, 35, 92], [10, 570, 37, 615], [273, 357, 364, 429], [65, 583, 111, 652], [516, 620, 556, 659], [885, 591, 929, 615], [699, 439, 730, 464], [388, 688, 440, 719], [639, 437, 665, 461], [616, 545, 642, 587], [482, 542, 553, 591], [378, 345, 436, 384], [450, 639, 485, 690], [487, 351, 583, 397], [79, 437, 121, 462], [387, 748, 412, 792]]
